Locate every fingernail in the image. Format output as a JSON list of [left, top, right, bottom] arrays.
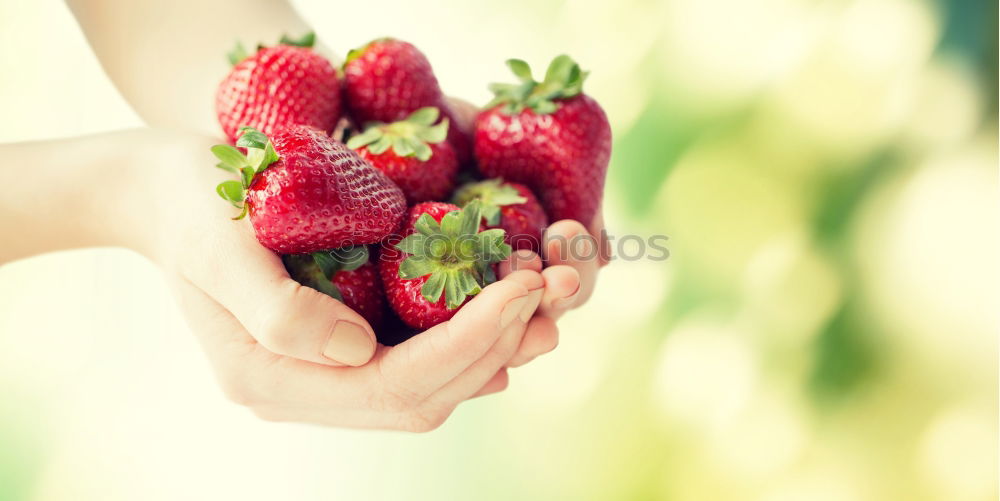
[[575, 236, 596, 262], [500, 295, 528, 329], [323, 321, 374, 366], [519, 288, 544, 322], [511, 249, 535, 271], [551, 283, 581, 311], [551, 296, 576, 311]]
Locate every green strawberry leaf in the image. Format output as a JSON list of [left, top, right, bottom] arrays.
[[443, 271, 461, 309], [420, 272, 446, 304], [215, 162, 238, 174], [347, 108, 448, 162], [330, 245, 370, 272], [312, 245, 370, 277], [533, 100, 558, 114], [216, 180, 245, 206], [313, 276, 344, 301], [407, 107, 440, 126], [392, 136, 415, 157], [211, 127, 281, 218], [211, 145, 250, 170], [413, 141, 433, 162], [416, 118, 449, 144], [343, 37, 389, 68], [279, 32, 316, 48], [456, 271, 482, 298], [312, 251, 340, 278], [346, 127, 384, 149], [396, 202, 511, 310], [452, 179, 527, 226], [344, 48, 365, 67], [482, 264, 498, 285], [507, 59, 534, 82], [395, 234, 429, 256], [227, 32, 316, 67], [543, 55, 576, 87], [480, 205, 502, 226], [413, 213, 440, 236], [239, 166, 255, 188], [283, 255, 343, 302], [247, 141, 278, 173], [368, 134, 393, 154], [399, 255, 436, 279], [235, 127, 269, 150], [457, 200, 482, 237], [439, 211, 462, 238], [227, 41, 250, 66], [486, 54, 588, 115]]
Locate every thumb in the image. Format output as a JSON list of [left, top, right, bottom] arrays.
[[182, 228, 377, 367]]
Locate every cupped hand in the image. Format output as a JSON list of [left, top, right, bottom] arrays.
[[145, 131, 578, 430], [169, 267, 543, 430]]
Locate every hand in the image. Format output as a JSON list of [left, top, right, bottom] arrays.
[[142, 131, 567, 430], [1, 125, 602, 430], [154, 135, 602, 428], [169, 267, 543, 431]]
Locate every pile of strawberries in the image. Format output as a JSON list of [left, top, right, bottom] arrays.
[[211, 33, 611, 344]]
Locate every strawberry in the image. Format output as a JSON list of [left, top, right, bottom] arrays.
[[347, 107, 458, 204], [342, 38, 471, 163], [216, 32, 341, 144], [379, 201, 511, 330], [453, 179, 548, 253], [474, 55, 611, 225], [211, 125, 406, 254], [283, 246, 384, 328], [374, 307, 419, 347]]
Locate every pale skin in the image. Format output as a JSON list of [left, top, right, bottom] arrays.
[[0, 0, 606, 431]]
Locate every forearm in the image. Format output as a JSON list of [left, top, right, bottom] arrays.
[[0, 129, 211, 263], [68, 0, 309, 135]]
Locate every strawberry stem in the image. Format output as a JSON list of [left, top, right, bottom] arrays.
[[485, 54, 589, 115], [395, 201, 511, 309], [283, 246, 370, 303], [346, 107, 449, 162], [210, 127, 280, 219], [279, 32, 316, 48], [452, 178, 528, 226]]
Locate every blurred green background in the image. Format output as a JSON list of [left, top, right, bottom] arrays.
[[0, 0, 996, 500]]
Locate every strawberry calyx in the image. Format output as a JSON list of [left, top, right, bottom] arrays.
[[283, 246, 370, 302], [343, 37, 392, 67], [278, 32, 316, 48], [452, 178, 528, 226], [395, 200, 512, 309], [211, 126, 280, 220], [485, 54, 589, 115], [346, 107, 449, 162], [227, 31, 317, 66]]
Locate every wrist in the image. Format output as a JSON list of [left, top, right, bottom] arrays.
[[0, 129, 216, 263], [113, 129, 218, 261]]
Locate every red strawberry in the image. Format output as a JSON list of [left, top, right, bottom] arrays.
[[374, 308, 420, 347], [347, 107, 458, 204], [379, 201, 511, 330], [342, 38, 471, 163], [211, 125, 406, 254], [453, 179, 548, 253], [474, 55, 611, 225], [216, 33, 341, 144], [283, 246, 384, 328]]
